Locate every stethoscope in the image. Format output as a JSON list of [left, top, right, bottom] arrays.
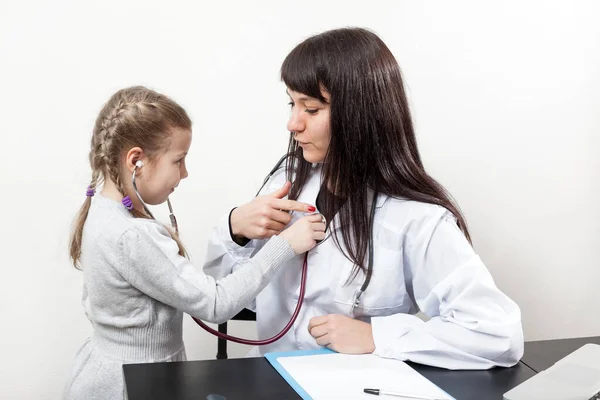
[[131, 155, 375, 346]]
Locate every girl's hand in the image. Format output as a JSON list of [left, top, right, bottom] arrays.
[[279, 213, 326, 254]]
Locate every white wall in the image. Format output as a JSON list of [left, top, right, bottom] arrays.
[[1, 1, 599, 399]]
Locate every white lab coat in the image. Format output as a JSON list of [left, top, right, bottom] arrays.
[[204, 165, 524, 370]]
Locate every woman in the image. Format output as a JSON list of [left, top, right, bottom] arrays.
[[204, 27, 523, 370]]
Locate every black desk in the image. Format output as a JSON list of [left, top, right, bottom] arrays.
[[405, 362, 535, 400], [522, 336, 600, 373], [124, 357, 536, 400]]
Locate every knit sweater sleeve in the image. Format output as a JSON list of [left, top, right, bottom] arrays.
[[116, 222, 294, 324]]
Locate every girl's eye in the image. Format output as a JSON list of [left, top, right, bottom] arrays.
[[305, 109, 318, 115], [288, 101, 294, 108]]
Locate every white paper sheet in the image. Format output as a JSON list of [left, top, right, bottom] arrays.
[[277, 353, 454, 400]]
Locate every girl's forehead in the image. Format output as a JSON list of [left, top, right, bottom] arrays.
[[168, 127, 192, 151]]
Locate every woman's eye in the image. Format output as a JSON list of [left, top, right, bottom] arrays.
[[305, 109, 318, 115], [288, 101, 294, 108]]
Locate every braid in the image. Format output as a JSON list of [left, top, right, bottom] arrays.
[[112, 169, 128, 204], [89, 169, 101, 191], [97, 99, 131, 197]]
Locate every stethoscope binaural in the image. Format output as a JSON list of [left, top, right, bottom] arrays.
[[131, 155, 375, 346]]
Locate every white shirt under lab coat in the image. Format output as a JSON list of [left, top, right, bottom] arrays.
[[203, 166, 524, 370]]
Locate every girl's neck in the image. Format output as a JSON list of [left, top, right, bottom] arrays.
[[100, 178, 123, 203]]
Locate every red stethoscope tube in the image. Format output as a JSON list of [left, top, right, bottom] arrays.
[[192, 252, 308, 345]]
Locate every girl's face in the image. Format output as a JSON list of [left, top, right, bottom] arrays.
[[286, 88, 331, 164], [136, 127, 192, 205]]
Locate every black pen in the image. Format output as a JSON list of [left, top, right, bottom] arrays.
[[364, 388, 445, 400]]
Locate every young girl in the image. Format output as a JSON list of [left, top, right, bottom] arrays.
[[204, 28, 524, 370], [63, 86, 325, 400]]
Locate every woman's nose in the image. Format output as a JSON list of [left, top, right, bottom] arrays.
[[287, 110, 305, 133]]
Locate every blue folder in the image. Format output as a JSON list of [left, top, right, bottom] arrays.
[[265, 348, 334, 400], [265, 348, 456, 400]]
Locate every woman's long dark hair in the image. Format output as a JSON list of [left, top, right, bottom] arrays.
[[281, 27, 471, 280]]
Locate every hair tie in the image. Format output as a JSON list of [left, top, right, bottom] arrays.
[[86, 186, 95, 197], [122, 196, 134, 210]]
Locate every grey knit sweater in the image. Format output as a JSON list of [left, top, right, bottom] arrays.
[[63, 194, 295, 400]]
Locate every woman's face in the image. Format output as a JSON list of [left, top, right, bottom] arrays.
[[286, 88, 331, 164]]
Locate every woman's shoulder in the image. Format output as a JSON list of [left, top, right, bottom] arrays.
[[383, 196, 450, 217], [378, 195, 455, 234]]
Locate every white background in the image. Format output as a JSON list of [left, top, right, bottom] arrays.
[[0, 1, 599, 399]]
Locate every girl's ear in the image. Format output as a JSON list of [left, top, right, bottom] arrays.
[[125, 147, 145, 174]]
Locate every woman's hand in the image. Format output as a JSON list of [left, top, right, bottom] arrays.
[[308, 314, 376, 354], [230, 182, 316, 242], [279, 213, 326, 254]]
